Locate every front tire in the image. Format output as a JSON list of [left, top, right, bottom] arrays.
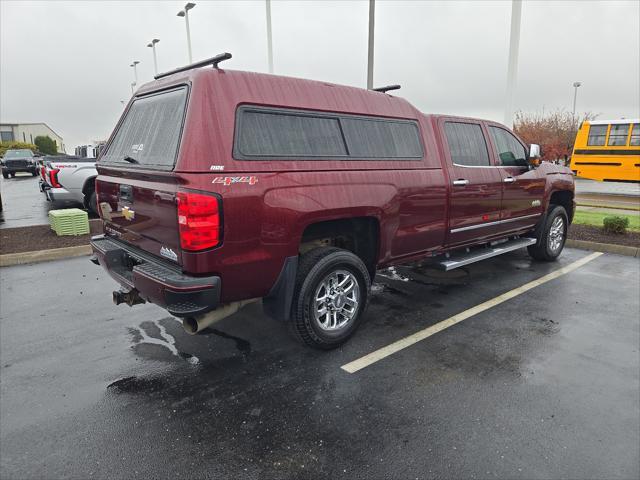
[[528, 205, 568, 261], [289, 247, 371, 349], [1, 172, 8, 179]]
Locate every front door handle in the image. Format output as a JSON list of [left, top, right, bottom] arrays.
[[453, 179, 469, 186], [503, 176, 516, 183]]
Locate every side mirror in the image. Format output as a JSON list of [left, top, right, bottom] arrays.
[[528, 143, 541, 167]]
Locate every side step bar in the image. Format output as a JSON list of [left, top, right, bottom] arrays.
[[434, 237, 537, 271]]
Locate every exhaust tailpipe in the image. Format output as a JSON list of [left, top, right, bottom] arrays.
[[112, 289, 146, 307], [182, 298, 259, 335]]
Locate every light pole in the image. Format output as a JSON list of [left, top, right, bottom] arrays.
[[265, 0, 273, 73], [147, 39, 160, 75], [504, 0, 522, 127], [130, 60, 140, 86], [130, 82, 136, 95], [572, 81, 582, 124], [367, 0, 375, 90], [177, 2, 196, 64]]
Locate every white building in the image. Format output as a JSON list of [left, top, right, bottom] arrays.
[[0, 122, 66, 153]]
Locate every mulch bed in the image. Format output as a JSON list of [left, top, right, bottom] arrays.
[[568, 223, 640, 248], [0, 220, 103, 255]]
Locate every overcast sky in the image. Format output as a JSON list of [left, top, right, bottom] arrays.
[[1, 0, 639, 152]]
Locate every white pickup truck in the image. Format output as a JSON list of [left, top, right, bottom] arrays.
[[39, 155, 98, 214]]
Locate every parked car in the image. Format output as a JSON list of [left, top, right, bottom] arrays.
[[1, 149, 38, 178], [39, 155, 98, 214], [90, 54, 575, 349]]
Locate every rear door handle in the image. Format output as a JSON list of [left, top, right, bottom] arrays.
[[453, 179, 469, 186], [503, 177, 516, 183]]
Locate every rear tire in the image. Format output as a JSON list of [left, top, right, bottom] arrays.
[[528, 205, 568, 261], [2, 172, 8, 179], [87, 190, 98, 215], [289, 247, 371, 350]]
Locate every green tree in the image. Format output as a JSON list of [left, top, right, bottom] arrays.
[[0, 141, 38, 158], [34, 135, 58, 155]]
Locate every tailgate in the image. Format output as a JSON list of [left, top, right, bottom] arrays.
[[97, 174, 182, 264]]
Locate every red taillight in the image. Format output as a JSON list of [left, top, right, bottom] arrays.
[[49, 168, 61, 188], [40, 166, 46, 179], [176, 191, 221, 251]]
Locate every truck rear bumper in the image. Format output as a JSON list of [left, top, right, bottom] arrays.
[[90, 235, 221, 317], [40, 182, 75, 203]]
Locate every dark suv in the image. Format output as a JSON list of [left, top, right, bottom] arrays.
[[91, 54, 575, 349], [1, 149, 38, 178]]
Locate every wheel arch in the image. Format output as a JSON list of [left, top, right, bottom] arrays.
[[263, 215, 381, 323], [548, 189, 575, 223], [82, 176, 97, 196]]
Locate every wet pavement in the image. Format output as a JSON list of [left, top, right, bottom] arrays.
[[0, 174, 85, 229], [1, 249, 638, 479]]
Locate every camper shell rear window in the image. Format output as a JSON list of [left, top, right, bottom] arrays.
[[234, 106, 423, 160], [100, 86, 188, 169]]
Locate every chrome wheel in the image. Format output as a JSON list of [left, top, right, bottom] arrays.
[[548, 216, 565, 253], [313, 269, 360, 331]]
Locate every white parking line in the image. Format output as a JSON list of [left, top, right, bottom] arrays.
[[341, 251, 604, 374]]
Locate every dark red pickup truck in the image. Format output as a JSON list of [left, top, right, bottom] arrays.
[[91, 54, 575, 349]]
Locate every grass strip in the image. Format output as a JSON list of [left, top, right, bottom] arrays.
[[573, 210, 640, 231]]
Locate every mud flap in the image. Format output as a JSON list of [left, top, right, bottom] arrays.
[[263, 256, 298, 322]]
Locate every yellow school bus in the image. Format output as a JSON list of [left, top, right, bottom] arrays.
[[570, 119, 640, 182]]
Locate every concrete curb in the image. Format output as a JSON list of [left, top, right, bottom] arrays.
[[576, 202, 640, 212], [566, 239, 639, 257], [0, 245, 92, 267]]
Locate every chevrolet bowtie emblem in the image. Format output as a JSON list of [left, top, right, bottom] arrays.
[[122, 206, 135, 221]]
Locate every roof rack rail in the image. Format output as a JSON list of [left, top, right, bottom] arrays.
[[154, 52, 232, 80], [372, 84, 401, 93]]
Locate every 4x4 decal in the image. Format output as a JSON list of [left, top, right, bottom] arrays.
[[212, 176, 258, 186]]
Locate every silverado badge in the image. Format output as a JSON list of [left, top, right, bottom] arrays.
[[122, 206, 135, 221]]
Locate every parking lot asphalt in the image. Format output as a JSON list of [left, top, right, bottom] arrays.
[[1, 248, 638, 479], [0, 174, 85, 229]]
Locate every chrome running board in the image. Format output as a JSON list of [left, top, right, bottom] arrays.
[[435, 237, 537, 271]]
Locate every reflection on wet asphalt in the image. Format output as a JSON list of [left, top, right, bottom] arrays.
[[1, 249, 638, 479]]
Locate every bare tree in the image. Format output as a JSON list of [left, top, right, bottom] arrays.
[[514, 109, 598, 162]]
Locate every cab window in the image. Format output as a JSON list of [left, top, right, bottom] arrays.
[[488, 127, 527, 167], [443, 122, 490, 167]]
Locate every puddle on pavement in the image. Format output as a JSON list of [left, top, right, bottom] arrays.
[[107, 375, 167, 393], [128, 315, 255, 368], [209, 328, 252, 360], [129, 317, 200, 366]]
